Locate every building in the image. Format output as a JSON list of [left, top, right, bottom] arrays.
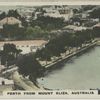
[[63, 25, 88, 32], [0, 40, 47, 54], [17, 7, 36, 19], [0, 65, 5, 72], [0, 77, 14, 91], [40, 6, 73, 21], [93, 23, 100, 28], [0, 17, 22, 29]]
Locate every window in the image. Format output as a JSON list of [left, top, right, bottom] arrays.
[[22, 45, 24, 47], [2, 81, 5, 85]]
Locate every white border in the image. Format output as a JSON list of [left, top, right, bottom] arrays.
[[0, 1, 99, 99], [0, 1, 100, 6]]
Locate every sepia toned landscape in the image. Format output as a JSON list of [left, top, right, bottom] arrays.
[[0, 5, 100, 91]]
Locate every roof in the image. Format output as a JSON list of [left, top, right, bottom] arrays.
[[93, 23, 100, 28], [63, 25, 87, 31], [0, 40, 48, 47], [0, 77, 14, 85], [0, 17, 21, 25]]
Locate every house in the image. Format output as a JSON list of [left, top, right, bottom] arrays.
[[0, 40, 47, 54], [63, 25, 88, 32], [17, 7, 36, 20], [34, 12, 43, 19], [0, 65, 5, 72], [0, 17, 22, 29], [42, 6, 73, 21], [0, 77, 14, 91], [93, 23, 100, 28]]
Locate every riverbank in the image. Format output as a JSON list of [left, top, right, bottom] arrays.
[[37, 45, 100, 90], [43, 40, 97, 69], [0, 40, 99, 91]]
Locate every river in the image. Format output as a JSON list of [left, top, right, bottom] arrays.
[[37, 46, 100, 90]]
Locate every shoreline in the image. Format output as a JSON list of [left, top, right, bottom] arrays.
[[0, 40, 99, 91], [44, 40, 97, 70]]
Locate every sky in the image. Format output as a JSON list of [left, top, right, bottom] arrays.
[[0, 0, 98, 6], [0, 0, 98, 1]]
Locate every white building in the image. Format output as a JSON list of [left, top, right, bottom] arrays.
[[17, 7, 35, 17], [43, 6, 73, 21], [0, 40, 47, 54], [17, 7, 36, 21], [63, 25, 88, 32], [93, 23, 100, 28], [0, 65, 5, 72], [0, 77, 14, 91]]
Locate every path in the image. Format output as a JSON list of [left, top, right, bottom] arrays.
[[44, 41, 97, 68], [12, 71, 42, 91]]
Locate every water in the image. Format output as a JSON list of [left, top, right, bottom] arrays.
[[37, 46, 100, 90]]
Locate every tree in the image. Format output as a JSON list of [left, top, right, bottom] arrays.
[[25, 26, 45, 39], [0, 12, 6, 20], [7, 9, 21, 19], [3, 24, 26, 40], [73, 9, 79, 14], [81, 5, 96, 11], [20, 17, 28, 27], [0, 43, 22, 66], [3, 24, 19, 39], [16, 54, 45, 83], [36, 48, 51, 61], [35, 29, 94, 61], [89, 8, 100, 19], [93, 27, 100, 37]]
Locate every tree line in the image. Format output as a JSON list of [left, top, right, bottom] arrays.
[[35, 29, 95, 61], [0, 9, 66, 40]]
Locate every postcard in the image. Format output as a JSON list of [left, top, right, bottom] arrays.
[[0, 0, 99, 99]]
